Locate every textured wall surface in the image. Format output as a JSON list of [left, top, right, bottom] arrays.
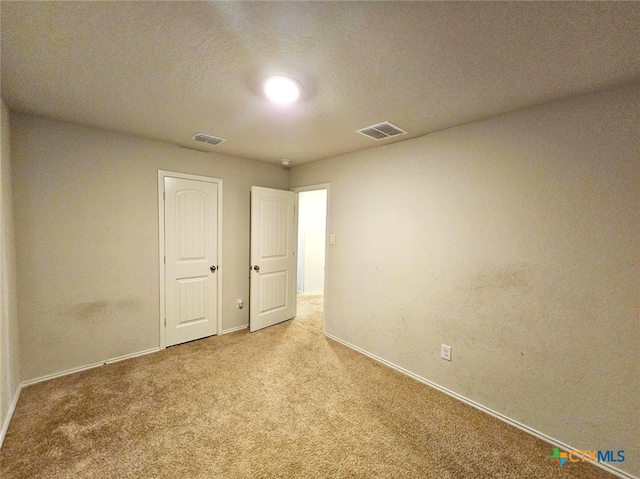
[[11, 114, 288, 381], [291, 84, 640, 477]]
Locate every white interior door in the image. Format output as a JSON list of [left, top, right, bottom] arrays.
[[250, 186, 296, 332], [164, 177, 218, 346]]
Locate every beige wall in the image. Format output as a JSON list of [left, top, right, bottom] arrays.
[[291, 84, 640, 477], [0, 99, 20, 440], [12, 114, 288, 381]]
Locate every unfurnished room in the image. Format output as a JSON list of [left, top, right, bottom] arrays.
[[0, 2, 638, 478]]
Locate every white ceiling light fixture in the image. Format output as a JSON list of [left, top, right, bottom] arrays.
[[262, 76, 302, 104]]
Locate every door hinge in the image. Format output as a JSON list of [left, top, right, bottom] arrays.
[[164, 318, 166, 327], [164, 255, 166, 264], [163, 192, 165, 200]]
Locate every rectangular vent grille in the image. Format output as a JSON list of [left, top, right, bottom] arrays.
[[192, 133, 226, 146], [357, 121, 407, 141]]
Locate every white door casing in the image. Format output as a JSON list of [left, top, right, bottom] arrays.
[[250, 186, 296, 332], [159, 172, 222, 347]]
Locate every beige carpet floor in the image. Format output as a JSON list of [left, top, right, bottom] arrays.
[[295, 291, 324, 333], [0, 296, 615, 478]]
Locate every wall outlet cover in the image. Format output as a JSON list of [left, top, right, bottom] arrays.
[[441, 344, 452, 361]]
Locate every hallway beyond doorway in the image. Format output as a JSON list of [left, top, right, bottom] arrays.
[[295, 292, 323, 333]]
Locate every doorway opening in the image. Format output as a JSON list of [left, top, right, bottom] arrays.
[[295, 187, 328, 332]]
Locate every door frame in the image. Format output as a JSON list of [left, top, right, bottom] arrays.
[[292, 183, 330, 334], [158, 170, 223, 349]]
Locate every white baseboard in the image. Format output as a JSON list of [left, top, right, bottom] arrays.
[[0, 383, 22, 449], [222, 324, 248, 335], [324, 332, 637, 479], [21, 347, 161, 388]]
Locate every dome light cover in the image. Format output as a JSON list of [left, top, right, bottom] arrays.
[[262, 76, 302, 104]]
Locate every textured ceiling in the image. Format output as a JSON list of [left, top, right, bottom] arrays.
[[2, 1, 639, 165]]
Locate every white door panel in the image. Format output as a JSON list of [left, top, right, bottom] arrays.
[[250, 186, 295, 332], [165, 177, 218, 346]]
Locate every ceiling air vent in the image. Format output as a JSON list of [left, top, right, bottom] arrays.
[[357, 121, 407, 141], [192, 133, 226, 146]]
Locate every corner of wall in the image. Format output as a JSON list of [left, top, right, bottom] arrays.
[[0, 98, 22, 448]]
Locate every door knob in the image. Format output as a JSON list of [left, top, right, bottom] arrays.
[[253, 265, 260, 272], [210, 265, 217, 273]]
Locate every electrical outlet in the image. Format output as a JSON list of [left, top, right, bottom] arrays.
[[441, 344, 452, 361], [237, 298, 244, 309]]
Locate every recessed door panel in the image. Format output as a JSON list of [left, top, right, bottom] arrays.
[[177, 191, 207, 261], [259, 271, 288, 314], [259, 198, 289, 259], [177, 277, 207, 325]]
